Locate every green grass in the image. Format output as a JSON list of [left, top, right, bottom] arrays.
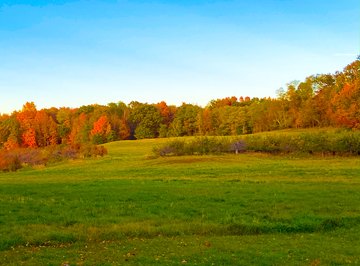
[[1, 136, 360, 265]]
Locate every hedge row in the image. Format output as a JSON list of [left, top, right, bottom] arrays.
[[0, 144, 107, 172], [242, 131, 360, 155], [153, 137, 232, 156], [153, 131, 360, 157]]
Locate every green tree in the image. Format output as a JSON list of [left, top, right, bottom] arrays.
[[130, 104, 162, 139], [169, 103, 202, 136], [0, 115, 21, 149]]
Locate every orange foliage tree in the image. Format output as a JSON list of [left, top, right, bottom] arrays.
[[17, 102, 38, 148], [90, 115, 112, 144], [34, 110, 59, 146]]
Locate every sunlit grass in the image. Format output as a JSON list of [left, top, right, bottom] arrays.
[[1, 134, 360, 265]]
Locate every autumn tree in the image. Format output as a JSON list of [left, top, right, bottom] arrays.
[[197, 108, 214, 135], [330, 59, 360, 128], [332, 83, 360, 128], [1, 56, 358, 150], [16, 102, 38, 148], [107, 102, 130, 140], [208, 96, 238, 108], [90, 115, 113, 144], [34, 110, 59, 146], [155, 101, 176, 137], [312, 74, 337, 127], [68, 112, 91, 145]]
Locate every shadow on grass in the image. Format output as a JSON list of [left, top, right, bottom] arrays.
[[1, 216, 359, 251]]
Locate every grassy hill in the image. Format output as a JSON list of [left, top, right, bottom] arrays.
[[1, 134, 360, 265]]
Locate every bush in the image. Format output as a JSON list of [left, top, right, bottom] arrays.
[[80, 144, 108, 158], [154, 137, 231, 157], [153, 139, 186, 156], [0, 151, 22, 172], [241, 130, 360, 156], [58, 145, 78, 160], [17, 148, 48, 166], [154, 130, 360, 157], [230, 140, 246, 154], [0, 144, 108, 172]]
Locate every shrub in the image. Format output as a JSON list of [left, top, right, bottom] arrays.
[[80, 144, 108, 158], [190, 137, 228, 155], [230, 140, 246, 154], [154, 130, 360, 157], [242, 130, 360, 156], [154, 137, 231, 157], [59, 145, 78, 160], [17, 148, 48, 166], [153, 139, 186, 156], [94, 145, 108, 157], [0, 151, 22, 172], [0, 143, 108, 172]]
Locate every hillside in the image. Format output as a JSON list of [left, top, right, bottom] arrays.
[[1, 136, 360, 265]]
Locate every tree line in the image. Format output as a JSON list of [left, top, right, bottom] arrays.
[[0, 57, 359, 151]]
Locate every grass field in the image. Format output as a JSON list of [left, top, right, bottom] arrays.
[[1, 137, 360, 265]]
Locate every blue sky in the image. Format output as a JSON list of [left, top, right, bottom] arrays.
[[0, 0, 359, 114]]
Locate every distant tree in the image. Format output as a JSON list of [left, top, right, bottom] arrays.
[[197, 108, 214, 135], [156, 101, 175, 125], [208, 96, 238, 109], [56, 107, 73, 144], [107, 102, 131, 140], [34, 110, 59, 146], [90, 115, 113, 144], [0, 116, 21, 150], [130, 104, 162, 139], [17, 102, 38, 148], [69, 113, 91, 145], [77, 105, 95, 115], [155, 101, 176, 137], [22, 128, 37, 148], [312, 74, 336, 126], [332, 82, 360, 128], [169, 103, 202, 136]]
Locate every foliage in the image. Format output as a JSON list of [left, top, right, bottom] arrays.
[[240, 130, 360, 155], [0, 57, 359, 150], [168, 103, 202, 137], [154, 137, 231, 156], [129, 104, 163, 139], [79, 144, 108, 158], [0, 150, 21, 172], [154, 130, 360, 157], [90, 115, 113, 144], [0, 144, 108, 172]]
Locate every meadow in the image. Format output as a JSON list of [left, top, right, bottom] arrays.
[[1, 137, 360, 265]]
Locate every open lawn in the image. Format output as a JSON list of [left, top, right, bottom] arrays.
[[1, 138, 360, 265]]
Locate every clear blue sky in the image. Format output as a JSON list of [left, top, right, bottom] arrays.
[[1, 0, 359, 114]]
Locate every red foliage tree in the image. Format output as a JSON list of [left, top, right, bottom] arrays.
[[90, 115, 112, 143], [22, 128, 37, 148]]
